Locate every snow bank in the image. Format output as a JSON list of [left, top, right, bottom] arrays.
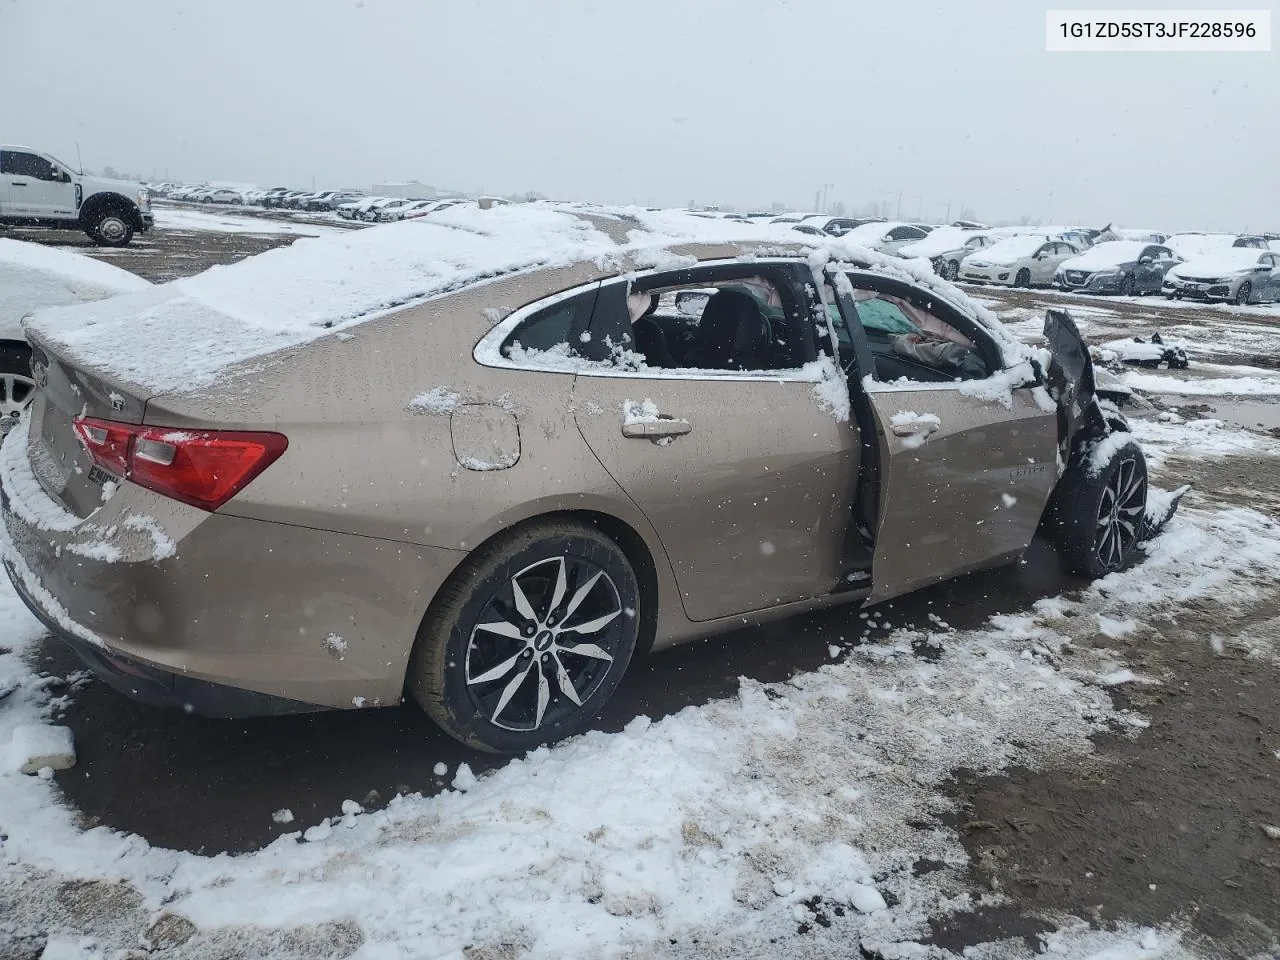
[[1123, 371, 1280, 396], [0, 239, 149, 334]]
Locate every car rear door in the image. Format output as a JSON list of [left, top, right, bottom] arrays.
[[570, 265, 858, 622], [831, 272, 1059, 602]]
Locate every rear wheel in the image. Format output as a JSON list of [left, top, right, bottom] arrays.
[[408, 520, 641, 754], [1053, 436, 1148, 578], [88, 209, 134, 247], [0, 344, 35, 437], [1235, 281, 1253, 305], [1015, 268, 1031, 288]]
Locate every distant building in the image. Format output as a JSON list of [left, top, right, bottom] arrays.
[[372, 180, 437, 199]]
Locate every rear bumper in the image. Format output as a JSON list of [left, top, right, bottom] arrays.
[[5, 558, 317, 717], [139, 211, 154, 232]]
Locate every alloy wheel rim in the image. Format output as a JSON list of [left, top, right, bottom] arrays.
[[465, 555, 624, 732], [0, 373, 35, 433], [1094, 456, 1145, 570]]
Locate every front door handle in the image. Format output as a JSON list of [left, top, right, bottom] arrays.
[[891, 421, 939, 438], [11, 181, 27, 186], [622, 416, 692, 439]]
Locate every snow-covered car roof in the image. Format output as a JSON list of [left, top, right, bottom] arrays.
[[973, 235, 1049, 263], [897, 227, 976, 259], [1059, 241, 1154, 270], [1169, 247, 1272, 275], [0, 239, 151, 338], [27, 204, 1025, 397], [841, 221, 912, 244], [1164, 233, 1238, 258]]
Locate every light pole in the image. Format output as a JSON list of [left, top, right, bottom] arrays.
[[821, 183, 834, 214]]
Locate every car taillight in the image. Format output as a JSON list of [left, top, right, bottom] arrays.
[[73, 417, 288, 511]]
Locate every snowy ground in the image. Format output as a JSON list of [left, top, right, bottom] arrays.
[[150, 205, 343, 237], [2, 233, 1279, 959]]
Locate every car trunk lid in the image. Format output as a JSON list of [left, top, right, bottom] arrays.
[[24, 335, 149, 519]]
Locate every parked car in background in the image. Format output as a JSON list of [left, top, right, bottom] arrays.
[[312, 191, 365, 212], [1165, 233, 1266, 259], [898, 228, 995, 280], [1, 207, 1165, 755], [960, 236, 1080, 287], [838, 220, 930, 254], [951, 219, 989, 229], [260, 188, 296, 208], [199, 188, 245, 205], [367, 197, 428, 221], [401, 199, 466, 221], [1163, 248, 1280, 304], [379, 199, 439, 222], [1054, 241, 1180, 296]]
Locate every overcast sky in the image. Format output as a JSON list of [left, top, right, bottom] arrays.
[[1, 0, 1274, 230]]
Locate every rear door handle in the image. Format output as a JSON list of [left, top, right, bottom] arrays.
[[622, 416, 691, 439], [11, 181, 27, 186]]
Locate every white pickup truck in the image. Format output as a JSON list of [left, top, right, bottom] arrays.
[[0, 145, 154, 246]]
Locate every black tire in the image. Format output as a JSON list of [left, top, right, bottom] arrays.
[[1014, 268, 1031, 288], [1053, 436, 1148, 578], [945, 259, 960, 281], [88, 209, 134, 247], [1235, 281, 1252, 305], [1119, 274, 1136, 297], [408, 519, 641, 754], [0, 343, 35, 436]]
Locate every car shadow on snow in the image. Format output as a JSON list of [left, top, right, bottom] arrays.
[[45, 537, 1084, 856]]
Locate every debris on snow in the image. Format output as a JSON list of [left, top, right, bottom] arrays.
[[433, 762, 448, 776], [271, 808, 295, 824], [5, 722, 75, 775], [1261, 824, 1280, 840]]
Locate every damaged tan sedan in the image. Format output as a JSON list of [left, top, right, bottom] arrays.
[[0, 206, 1173, 753]]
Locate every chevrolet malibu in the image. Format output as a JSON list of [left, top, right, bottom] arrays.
[[0, 206, 1167, 754]]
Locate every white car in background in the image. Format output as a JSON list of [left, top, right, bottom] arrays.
[[839, 220, 931, 254], [959, 236, 1081, 287], [198, 187, 245, 205], [401, 198, 466, 221], [377, 199, 439, 222], [0, 238, 150, 430], [898, 228, 995, 280], [1163, 248, 1280, 305]]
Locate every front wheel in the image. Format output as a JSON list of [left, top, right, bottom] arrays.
[[88, 211, 134, 247], [1053, 436, 1148, 578], [408, 520, 641, 754], [1235, 281, 1252, 305], [1014, 268, 1031, 288], [1119, 274, 1136, 297]]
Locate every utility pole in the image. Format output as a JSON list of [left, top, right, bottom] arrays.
[[821, 183, 834, 214], [896, 191, 903, 220]]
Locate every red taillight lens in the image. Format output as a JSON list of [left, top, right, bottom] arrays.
[[73, 417, 288, 512]]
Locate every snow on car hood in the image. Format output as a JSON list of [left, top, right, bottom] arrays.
[[1059, 241, 1148, 271], [1168, 248, 1266, 278], [969, 236, 1043, 264], [25, 204, 1031, 396], [0, 239, 150, 335]]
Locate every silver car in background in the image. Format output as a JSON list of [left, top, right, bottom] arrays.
[[1163, 248, 1280, 304]]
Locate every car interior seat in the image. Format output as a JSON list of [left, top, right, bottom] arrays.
[[684, 290, 770, 370]]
